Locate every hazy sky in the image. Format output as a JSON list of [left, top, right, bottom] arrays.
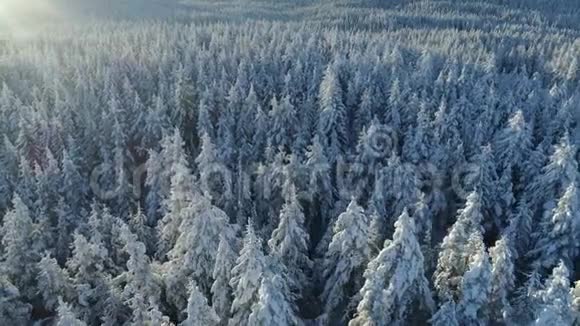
[[0, 0, 184, 37], [0, 0, 63, 36]]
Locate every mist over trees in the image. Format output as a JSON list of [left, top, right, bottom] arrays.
[[0, 0, 580, 325]]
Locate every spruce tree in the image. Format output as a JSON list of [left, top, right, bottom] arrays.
[[248, 275, 302, 326], [181, 281, 220, 326], [229, 223, 268, 326], [321, 199, 372, 323], [533, 261, 574, 325], [1, 194, 38, 300], [350, 209, 434, 326], [457, 235, 492, 325], [211, 234, 239, 325], [0, 276, 31, 325], [268, 187, 312, 294], [530, 182, 579, 270], [318, 63, 347, 163], [434, 190, 484, 300], [56, 298, 87, 326], [164, 196, 230, 311], [488, 235, 516, 323], [430, 301, 459, 326], [37, 252, 74, 312]]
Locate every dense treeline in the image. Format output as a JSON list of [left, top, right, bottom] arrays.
[[0, 0, 579, 325]]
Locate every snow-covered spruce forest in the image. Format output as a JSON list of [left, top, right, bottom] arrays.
[[1, 0, 580, 325]]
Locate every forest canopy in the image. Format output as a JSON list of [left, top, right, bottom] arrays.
[[0, 0, 579, 325]]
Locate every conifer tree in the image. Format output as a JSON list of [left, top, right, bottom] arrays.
[[197, 89, 215, 141], [195, 132, 231, 207], [507, 197, 534, 257], [533, 261, 574, 325], [252, 105, 269, 163], [468, 145, 500, 224], [164, 196, 230, 311], [248, 275, 302, 326], [305, 135, 334, 232], [488, 235, 516, 323], [1, 194, 38, 300], [530, 182, 579, 270], [268, 95, 297, 152], [61, 149, 87, 216], [129, 205, 154, 254], [494, 110, 533, 172], [572, 280, 580, 325], [318, 63, 347, 163], [54, 198, 76, 264], [434, 190, 484, 300], [321, 199, 372, 323], [211, 234, 239, 325], [181, 281, 220, 326], [144, 149, 164, 224], [229, 223, 268, 326], [350, 209, 434, 326], [118, 225, 161, 318], [268, 187, 312, 294], [528, 134, 578, 212], [430, 301, 459, 326], [237, 85, 258, 163], [157, 130, 198, 257], [0, 276, 31, 325], [66, 232, 110, 324], [141, 95, 166, 151], [512, 269, 543, 324], [56, 298, 87, 326], [457, 237, 492, 325], [144, 298, 173, 326], [37, 252, 74, 311]]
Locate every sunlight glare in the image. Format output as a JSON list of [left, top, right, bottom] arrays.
[[0, 0, 61, 37]]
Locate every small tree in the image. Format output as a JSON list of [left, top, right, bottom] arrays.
[[1, 194, 38, 299], [0, 276, 31, 325], [118, 225, 161, 321], [318, 62, 347, 162], [268, 188, 312, 294], [494, 110, 532, 172], [56, 297, 87, 326], [180, 281, 219, 326], [37, 252, 74, 311], [488, 235, 516, 323], [350, 209, 434, 326], [164, 196, 231, 311], [530, 182, 579, 270], [66, 232, 110, 324], [572, 280, 580, 325], [248, 275, 301, 326], [321, 199, 372, 323], [533, 261, 574, 325], [305, 135, 334, 233], [211, 234, 239, 325], [457, 237, 492, 325], [129, 205, 155, 254], [430, 301, 459, 326], [157, 131, 198, 258], [229, 223, 268, 326], [434, 190, 484, 300], [512, 269, 543, 324]]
